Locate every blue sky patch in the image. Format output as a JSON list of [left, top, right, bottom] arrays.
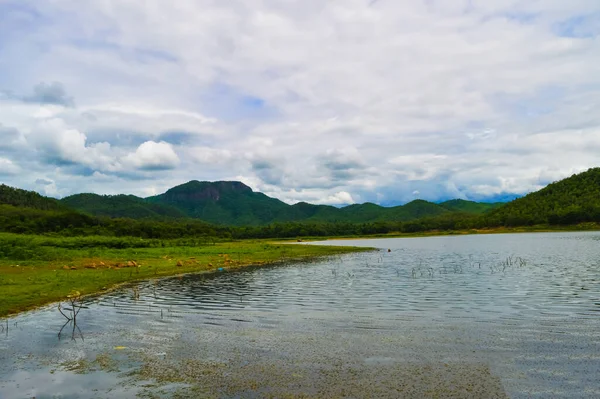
[[199, 82, 277, 122], [553, 13, 600, 38]]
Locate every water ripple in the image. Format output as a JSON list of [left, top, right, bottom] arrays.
[[2, 232, 600, 398]]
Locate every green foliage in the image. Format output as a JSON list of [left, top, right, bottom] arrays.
[[388, 200, 450, 220], [0, 184, 66, 211], [0, 204, 98, 234], [0, 233, 220, 261], [146, 180, 293, 225], [0, 203, 230, 239], [481, 168, 600, 227], [61, 193, 187, 219], [233, 221, 398, 239], [439, 199, 503, 214], [394, 168, 600, 232]]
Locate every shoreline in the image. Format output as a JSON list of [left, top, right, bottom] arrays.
[[3, 225, 598, 318], [277, 223, 600, 242], [0, 240, 372, 319]]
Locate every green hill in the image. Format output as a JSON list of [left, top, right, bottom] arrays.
[[389, 199, 450, 220], [289, 202, 339, 221], [439, 199, 503, 214], [61, 193, 187, 219], [336, 201, 451, 223], [483, 168, 600, 226], [0, 184, 66, 211], [338, 203, 388, 222], [146, 180, 294, 225], [0, 184, 97, 235]]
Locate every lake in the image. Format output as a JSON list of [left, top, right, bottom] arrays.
[[1, 232, 599, 398]]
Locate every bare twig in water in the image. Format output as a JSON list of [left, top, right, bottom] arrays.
[[57, 291, 85, 341]]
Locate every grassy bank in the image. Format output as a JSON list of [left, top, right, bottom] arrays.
[[0, 233, 370, 318]]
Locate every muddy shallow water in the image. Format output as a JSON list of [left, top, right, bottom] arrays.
[[1, 232, 599, 398]]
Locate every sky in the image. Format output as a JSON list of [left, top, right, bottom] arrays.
[[0, 0, 599, 206]]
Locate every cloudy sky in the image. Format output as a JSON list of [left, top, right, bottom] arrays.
[[1, 0, 599, 206]]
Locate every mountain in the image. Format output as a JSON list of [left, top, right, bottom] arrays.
[[484, 168, 600, 226], [144, 181, 491, 225], [439, 199, 503, 214], [4, 168, 600, 235], [61, 193, 187, 219], [55, 180, 507, 226], [144, 181, 458, 225], [146, 181, 293, 225], [2, 180, 510, 228]]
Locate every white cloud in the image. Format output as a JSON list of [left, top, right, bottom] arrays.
[[0, 158, 19, 176], [188, 147, 233, 165], [24, 116, 121, 172], [321, 191, 355, 205], [24, 82, 74, 106], [34, 177, 58, 196], [0, 1, 599, 203], [76, 104, 221, 138], [124, 141, 180, 170]]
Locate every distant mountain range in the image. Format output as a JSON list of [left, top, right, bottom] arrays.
[[2, 167, 600, 234], [59, 180, 503, 226]]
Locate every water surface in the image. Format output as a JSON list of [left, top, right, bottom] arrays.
[[1, 232, 599, 398]]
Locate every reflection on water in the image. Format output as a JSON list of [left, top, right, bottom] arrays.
[[1, 232, 600, 398]]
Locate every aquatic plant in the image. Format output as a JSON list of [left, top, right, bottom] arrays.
[[57, 290, 85, 341], [407, 254, 529, 279], [58, 290, 83, 322]]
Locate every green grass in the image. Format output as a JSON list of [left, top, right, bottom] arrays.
[[0, 233, 370, 318]]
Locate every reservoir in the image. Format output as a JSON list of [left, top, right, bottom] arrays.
[[1, 232, 599, 398]]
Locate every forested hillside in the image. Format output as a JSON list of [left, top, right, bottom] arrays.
[[0, 202, 230, 239], [61, 193, 187, 219], [439, 199, 503, 214], [147, 180, 293, 225], [481, 168, 600, 226], [0, 184, 66, 211]]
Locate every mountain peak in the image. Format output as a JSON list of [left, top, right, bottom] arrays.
[[172, 180, 252, 191], [163, 180, 252, 202]]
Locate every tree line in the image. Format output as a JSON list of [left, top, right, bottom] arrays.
[[2, 201, 599, 241]]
